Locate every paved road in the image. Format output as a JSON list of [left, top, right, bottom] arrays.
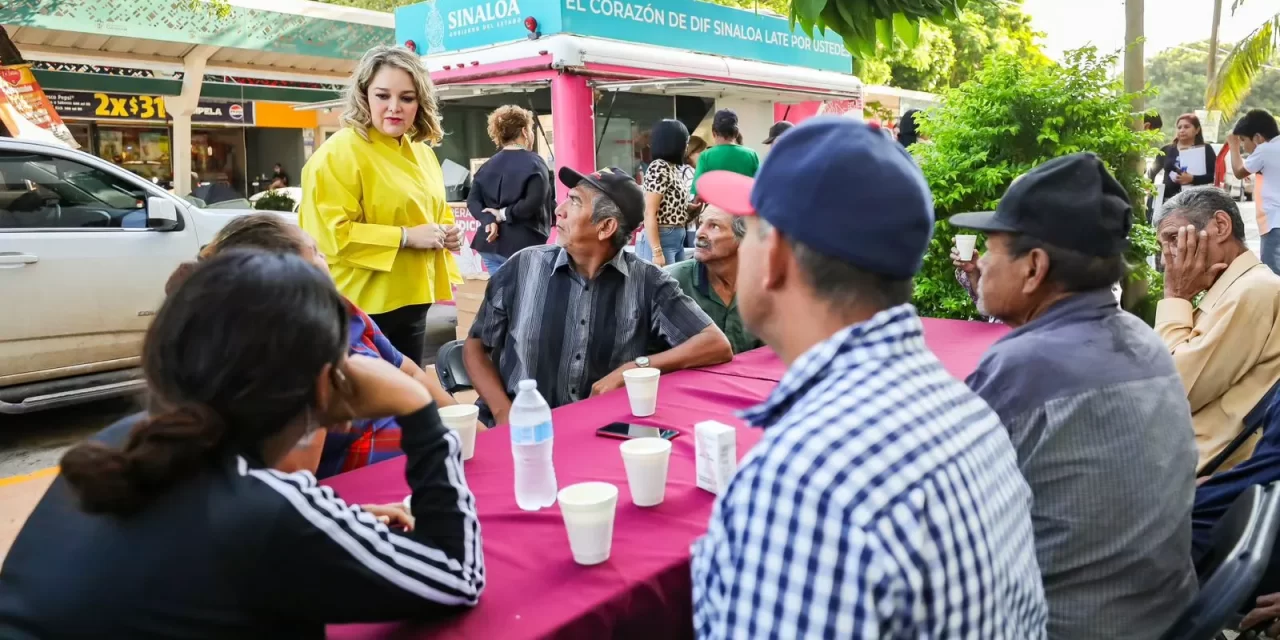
[[0, 305, 459, 479], [0, 397, 142, 478]]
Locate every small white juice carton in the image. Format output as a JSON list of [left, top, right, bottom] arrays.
[[695, 420, 737, 495]]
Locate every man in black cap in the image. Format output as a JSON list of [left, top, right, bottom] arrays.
[[952, 153, 1197, 640], [761, 120, 792, 146], [461, 166, 731, 426]]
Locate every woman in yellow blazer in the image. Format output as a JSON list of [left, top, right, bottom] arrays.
[[300, 45, 462, 365]]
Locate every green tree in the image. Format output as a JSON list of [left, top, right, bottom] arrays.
[[704, 0, 790, 14], [782, 0, 978, 61], [854, 20, 955, 91], [1147, 40, 1280, 140], [853, 0, 1046, 92], [941, 0, 1046, 87], [911, 47, 1164, 322], [1207, 0, 1280, 117]]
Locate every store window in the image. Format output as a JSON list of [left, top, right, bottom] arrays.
[[436, 90, 553, 178], [595, 93, 711, 180], [596, 117, 640, 179], [64, 123, 92, 152], [96, 126, 172, 188], [191, 127, 247, 202]]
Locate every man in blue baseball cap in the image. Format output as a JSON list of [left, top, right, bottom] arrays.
[[688, 116, 1047, 639]]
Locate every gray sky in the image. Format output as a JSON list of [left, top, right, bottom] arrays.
[[1023, 0, 1277, 60]]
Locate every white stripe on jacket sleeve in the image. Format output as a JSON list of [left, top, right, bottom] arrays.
[[239, 457, 483, 606]]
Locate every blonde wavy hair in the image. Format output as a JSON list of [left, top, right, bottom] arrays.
[[486, 105, 534, 148], [341, 45, 443, 145]]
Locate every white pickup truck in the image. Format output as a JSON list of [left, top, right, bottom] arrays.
[[0, 137, 264, 415]]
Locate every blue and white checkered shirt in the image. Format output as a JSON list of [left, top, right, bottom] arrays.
[[691, 305, 1048, 639]]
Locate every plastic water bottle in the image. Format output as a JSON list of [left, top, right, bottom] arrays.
[[510, 379, 557, 511]]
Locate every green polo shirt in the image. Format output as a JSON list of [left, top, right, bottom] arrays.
[[690, 144, 760, 196], [665, 259, 763, 354]]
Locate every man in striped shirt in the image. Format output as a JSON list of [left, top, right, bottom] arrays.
[[463, 167, 733, 426], [691, 117, 1046, 638]]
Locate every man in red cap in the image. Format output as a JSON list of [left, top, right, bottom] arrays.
[[690, 116, 1046, 639]]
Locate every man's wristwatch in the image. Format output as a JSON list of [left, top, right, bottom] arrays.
[[634, 356, 651, 369]]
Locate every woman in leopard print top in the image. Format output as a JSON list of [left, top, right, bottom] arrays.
[[639, 119, 693, 266]]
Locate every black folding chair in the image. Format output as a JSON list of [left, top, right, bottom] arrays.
[[1161, 481, 1280, 640], [435, 339, 472, 394]]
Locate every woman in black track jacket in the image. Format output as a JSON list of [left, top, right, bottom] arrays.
[[0, 250, 483, 638]]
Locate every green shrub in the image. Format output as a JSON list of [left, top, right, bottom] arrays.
[[253, 190, 297, 212], [911, 46, 1164, 322]]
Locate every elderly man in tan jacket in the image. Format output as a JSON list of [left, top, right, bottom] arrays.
[[1157, 187, 1280, 474]]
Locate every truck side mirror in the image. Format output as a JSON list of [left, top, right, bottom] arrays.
[[147, 196, 181, 232]]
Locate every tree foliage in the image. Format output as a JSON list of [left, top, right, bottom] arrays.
[[784, 0, 971, 62], [704, 0, 790, 14], [1147, 40, 1280, 141], [850, 0, 1046, 92], [253, 190, 298, 212], [186, 0, 232, 19], [855, 20, 955, 91], [911, 47, 1164, 321], [942, 0, 1045, 87], [1207, 0, 1280, 117]]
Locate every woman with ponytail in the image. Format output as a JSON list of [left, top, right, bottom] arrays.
[[0, 251, 484, 638]]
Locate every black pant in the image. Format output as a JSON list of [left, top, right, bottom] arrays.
[[368, 304, 431, 366]]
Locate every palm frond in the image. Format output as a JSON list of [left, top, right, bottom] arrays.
[[1206, 13, 1278, 117]]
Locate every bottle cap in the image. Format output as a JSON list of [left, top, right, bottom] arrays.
[[518, 379, 536, 391]]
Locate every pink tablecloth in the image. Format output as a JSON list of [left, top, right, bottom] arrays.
[[325, 317, 1006, 638], [325, 370, 777, 640], [697, 316, 1010, 382]]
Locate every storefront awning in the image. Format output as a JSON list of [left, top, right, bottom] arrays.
[[292, 81, 551, 112], [590, 78, 860, 103], [3, 0, 392, 83], [434, 81, 549, 101]]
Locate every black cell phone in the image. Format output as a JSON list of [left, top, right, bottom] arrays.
[[596, 422, 680, 441]]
